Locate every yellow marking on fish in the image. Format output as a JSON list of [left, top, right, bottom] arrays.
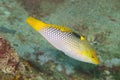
[[26, 17, 47, 31], [81, 49, 99, 64], [26, 17, 72, 32], [26, 16, 99, 65], [48, 24, 72, 32], [80, 36, 85, 40]]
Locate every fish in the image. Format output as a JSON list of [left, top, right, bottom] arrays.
[[26, 16, 99, 64]]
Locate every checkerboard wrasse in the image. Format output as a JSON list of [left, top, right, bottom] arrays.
[[26, 16, 99, 64]]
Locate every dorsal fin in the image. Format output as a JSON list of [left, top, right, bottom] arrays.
[[72, 32, 85, 40], [26, 16, 72, 32], [50, 25, 72, 32]]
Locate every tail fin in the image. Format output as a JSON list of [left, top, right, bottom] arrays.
[[26, 16, 47, 31]]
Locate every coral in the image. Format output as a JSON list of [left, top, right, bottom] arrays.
[[0, 58, 46, 80], [0, 36, 19, 74]]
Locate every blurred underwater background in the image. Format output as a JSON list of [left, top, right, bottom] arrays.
[[0, 0, 120, 80]]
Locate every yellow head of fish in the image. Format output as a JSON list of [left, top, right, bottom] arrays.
[[77, 37, 99, 64], [26, 16, 99, 65]]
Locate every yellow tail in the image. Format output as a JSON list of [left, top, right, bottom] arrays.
[[26, 16, 47, 31]]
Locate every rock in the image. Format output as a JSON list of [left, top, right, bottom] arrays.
[[0, 36, 19, 74]]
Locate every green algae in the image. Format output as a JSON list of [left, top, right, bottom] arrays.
[[0, 0, 120, 80]]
